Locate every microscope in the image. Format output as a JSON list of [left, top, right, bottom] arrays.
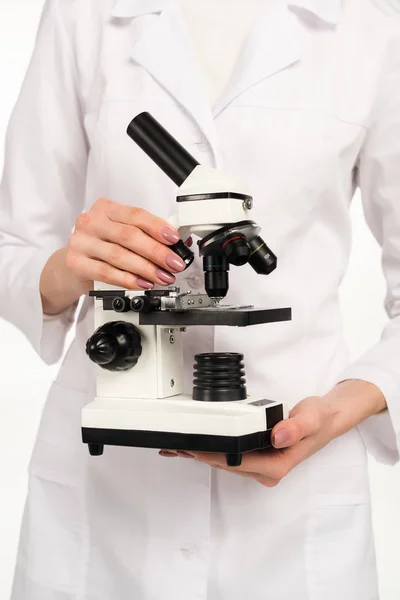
[[82, 113, 291, 466]]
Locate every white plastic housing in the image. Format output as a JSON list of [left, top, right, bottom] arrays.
[[168, 165, 253, 237], [92, 287, 184, 400], [82, 396, 287, 437]]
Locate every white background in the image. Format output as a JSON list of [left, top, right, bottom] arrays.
[[0, 1, 400, 599]]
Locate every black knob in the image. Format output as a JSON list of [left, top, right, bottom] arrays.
[[222, 234, 251, 266], [130, 296, 152, 312], [169, 240, 195, 270], [112, 296, 131, 312], [86, 321, 142, 371]]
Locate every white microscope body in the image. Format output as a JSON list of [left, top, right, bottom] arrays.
[[82, 113, 291, 466]]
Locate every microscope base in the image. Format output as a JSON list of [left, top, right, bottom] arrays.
[[81, 395, 285, 466]]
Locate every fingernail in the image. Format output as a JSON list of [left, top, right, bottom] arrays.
[[159, 451, 178, 458], [185, 237, 193, 247], [137, 278, 154, 290], [273, 430, 290, 448], [161, 226, 180, 244], [177, 451, 194, 459], [165, 254, 186, 272], [155, 269, 176, 285]]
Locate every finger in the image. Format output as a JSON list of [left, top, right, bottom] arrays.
[[182, 455, 283, 487], [80, 217, 186, 274], [70, 231, 177, 286], [272, 399, 322, 449], [176, 451, 286, 486], [95, 199, 181, 246], [159, 451, 179, 458], [188, 449, 292, 480], [215, 469, 280, 488], [66, 252, 154, 290]]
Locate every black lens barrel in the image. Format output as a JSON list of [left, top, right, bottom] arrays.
[[248, 236, 277, 275], [203, 255, 229, 299], [222, 234, 251, 266], [127, 112, 200, 187]]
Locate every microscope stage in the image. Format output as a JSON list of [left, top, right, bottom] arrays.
[[138, 307, 292, 327]]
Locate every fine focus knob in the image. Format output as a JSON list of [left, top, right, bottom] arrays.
[[86, 321, 142, 371], [112, 296, 131, 312], [130, 296, 151, 313]]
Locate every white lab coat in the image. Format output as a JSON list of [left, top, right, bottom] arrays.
[[1, 0, 400, 598]]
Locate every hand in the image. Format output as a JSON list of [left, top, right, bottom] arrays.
[[160, 380, 387, 487], [161, 397, 335, 487], [65, 198, 187, 292]]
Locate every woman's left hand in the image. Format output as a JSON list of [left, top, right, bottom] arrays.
[[160, 380, 387, 486], [169, 396, 336, 487]]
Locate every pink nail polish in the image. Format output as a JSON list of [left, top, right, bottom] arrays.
[[155, 269, 176, 285], [161, 226, 180, 244], [159, 451, 178, 458], [177, 451, 194, 459], [137, 278, 154, 290], [165, 254, 186, 272], [273, 430, 290, 448]]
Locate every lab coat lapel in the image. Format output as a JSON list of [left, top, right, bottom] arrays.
[[112, 0, 218, 151], [213, 2, 301, 118], [289, 0, 342, 25]]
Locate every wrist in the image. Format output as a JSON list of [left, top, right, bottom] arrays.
[[321, 379, 387, 439], [40, 248, 90, 315]]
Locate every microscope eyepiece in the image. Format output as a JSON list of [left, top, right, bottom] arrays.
[[127, 112, 199, 187]]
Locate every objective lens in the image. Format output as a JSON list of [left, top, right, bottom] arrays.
[[203, 255, 229, 299], [222, 234, 251, 266], [248, 236, 277, 275]]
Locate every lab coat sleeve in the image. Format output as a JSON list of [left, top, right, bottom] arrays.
[[337, 33, 400, 465], [0, 0, 88, 365]]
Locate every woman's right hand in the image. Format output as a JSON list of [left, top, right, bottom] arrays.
[[66, 198, 187, 291]]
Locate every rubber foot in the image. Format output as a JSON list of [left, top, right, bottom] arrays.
[[88, 443, 104, 456], [226, 453, 242, 467]]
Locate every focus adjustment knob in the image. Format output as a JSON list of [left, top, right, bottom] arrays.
[[86, 321, 142, 371]]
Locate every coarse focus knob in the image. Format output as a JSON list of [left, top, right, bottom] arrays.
[[86, 321, 142, 371]]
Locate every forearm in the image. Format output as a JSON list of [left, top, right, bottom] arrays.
[[40, 247, 91, 315], [324, 379, 387, 440]]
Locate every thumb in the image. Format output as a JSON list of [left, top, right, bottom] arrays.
[[272, 397, 322, 449]]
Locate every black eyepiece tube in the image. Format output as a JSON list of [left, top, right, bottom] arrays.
[[127, 112, 200, 187]]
